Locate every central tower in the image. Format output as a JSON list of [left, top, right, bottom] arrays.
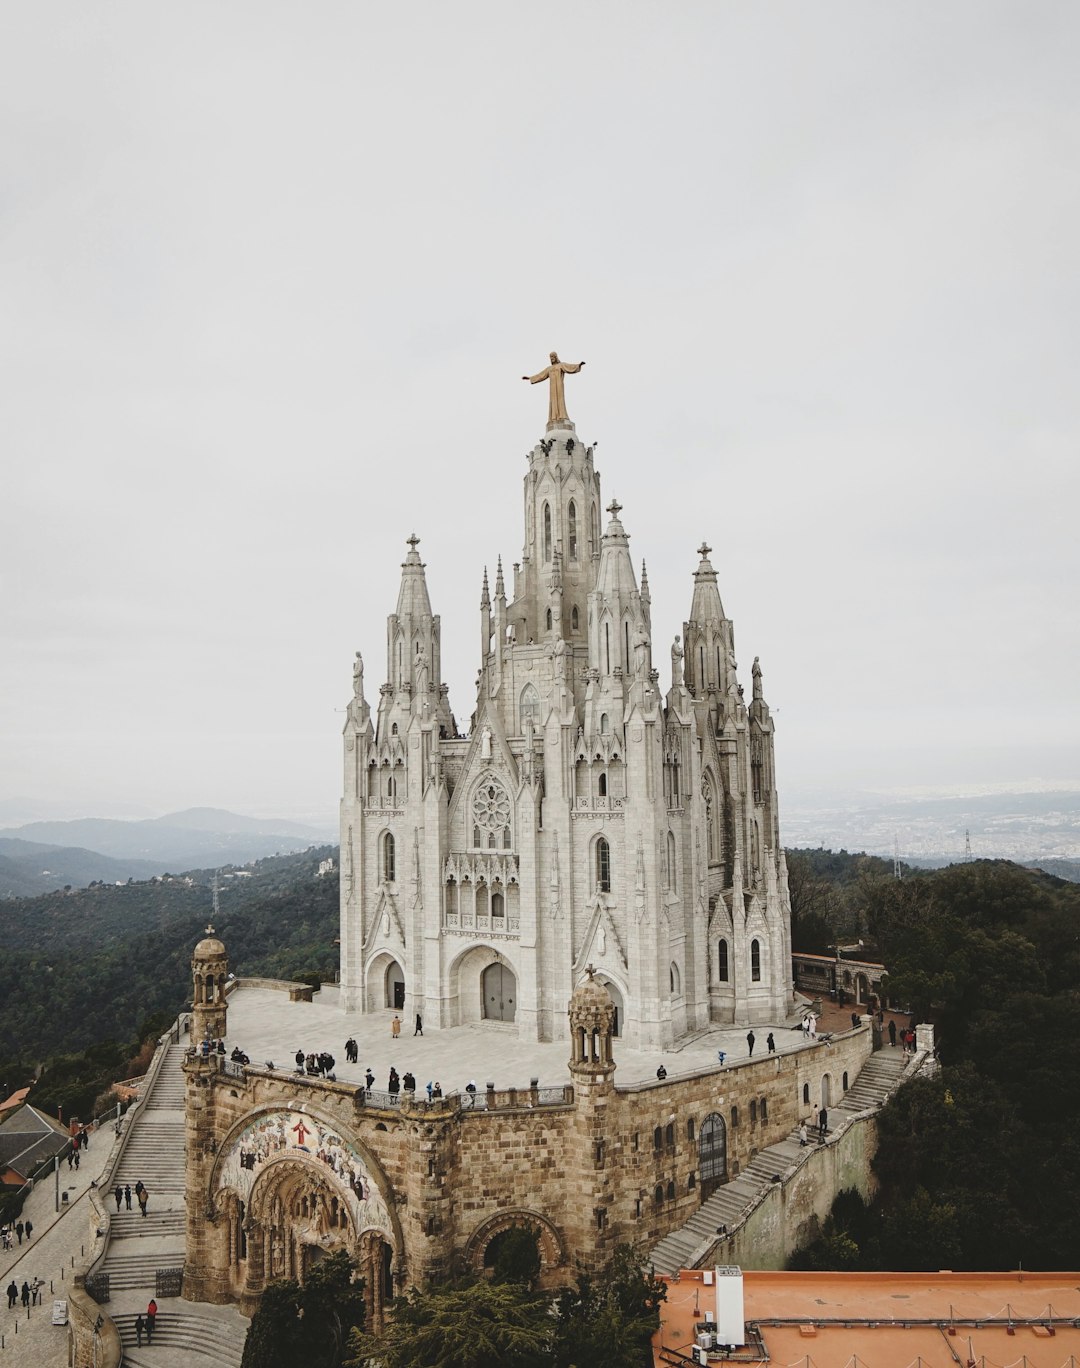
[[339, 358, 794, 1048]]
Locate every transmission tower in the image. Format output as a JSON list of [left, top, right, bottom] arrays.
[[212, 872, 221, 918], [964, 829, 973, 862], [893, 835, 902, 880]]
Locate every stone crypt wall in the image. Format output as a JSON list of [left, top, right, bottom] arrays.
[[183, 1024, 872, 1320]]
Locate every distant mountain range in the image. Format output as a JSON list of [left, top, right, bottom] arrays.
[[0, 807, 337, 897]]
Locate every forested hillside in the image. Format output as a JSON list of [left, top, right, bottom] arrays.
[[786, 854, 1080, 1269], [0, 847, 340, 1063]]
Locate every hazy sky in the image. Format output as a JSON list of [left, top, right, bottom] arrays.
[[3, 2, 1078, 828]]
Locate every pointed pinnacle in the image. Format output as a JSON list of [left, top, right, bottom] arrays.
[[481, 566, 490, 608], [495, 555, 506, 598]]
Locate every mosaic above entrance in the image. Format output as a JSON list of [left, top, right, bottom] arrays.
[[215, 1107, 392, 1236]]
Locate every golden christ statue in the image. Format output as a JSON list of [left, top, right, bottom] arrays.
[[522, 351, 586, 427]]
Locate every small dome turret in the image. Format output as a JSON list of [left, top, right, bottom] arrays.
[[568, 966, 616, 1079], [192, 924, 229, 1044]]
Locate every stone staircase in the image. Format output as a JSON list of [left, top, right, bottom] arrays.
[[93, 1040, 251, 1365], [112, 1305, 249, 1368], [649, 1046, 911, 1276], [112, 1044, 187, 1199]]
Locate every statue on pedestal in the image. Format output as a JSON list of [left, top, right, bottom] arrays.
[[671, 635, 684, 690], [522, 351, 586, 427]]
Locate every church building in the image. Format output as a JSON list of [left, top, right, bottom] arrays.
[[339, 357, 794, 1049]]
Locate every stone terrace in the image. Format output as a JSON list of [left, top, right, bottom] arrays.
[[223, 981, 831, 1097]]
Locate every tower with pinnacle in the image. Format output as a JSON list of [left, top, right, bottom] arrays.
[[339, 358, 794, 1049]]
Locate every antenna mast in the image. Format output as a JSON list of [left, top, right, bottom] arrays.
[[893, 835, 901, 880]]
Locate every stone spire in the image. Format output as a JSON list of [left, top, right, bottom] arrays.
[[589, 500, 647, 680], [381, 534, 444, 725], [683, 542, 734, 697], [480, 567, 491, 662]]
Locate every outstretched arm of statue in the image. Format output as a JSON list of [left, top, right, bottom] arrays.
[[562, 361, 585, 373], [524, 369, 549, 384]]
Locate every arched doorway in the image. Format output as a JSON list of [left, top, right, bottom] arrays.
[[213, 1107, 401, 1327], [855, 973, 870, 1004], [699, 1112, 728, 1198], [482, 962, 516, 1021], [386, 960, 405, 1009], [821, 1074, 832, 1109], [596, 977, 624, 1036]]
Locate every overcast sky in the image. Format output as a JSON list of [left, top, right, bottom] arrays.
[[2, 2, 1078, 829]]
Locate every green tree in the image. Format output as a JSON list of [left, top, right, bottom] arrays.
[[241, 1281, 304, 1368], [553, 1245, 667, 1368], [242, 1251, 365, 1368], [489, 1224, 542, 1287], [348, 1279, 553, 1368]]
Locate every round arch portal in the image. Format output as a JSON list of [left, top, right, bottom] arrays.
[[445, 945, 520, 1027], [207, 1104, 403, 1328], [364, 952, 405, 1012]]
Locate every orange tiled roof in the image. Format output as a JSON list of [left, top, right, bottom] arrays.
[[655, 1268, 1080, 1368]]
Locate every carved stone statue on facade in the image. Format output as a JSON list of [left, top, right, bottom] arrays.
[[671, 634, 684, 690], [752, 655, 763, 701], [522, 352, 586, 427], [632, 625, 650, 680], [352, 652, 364, 698]]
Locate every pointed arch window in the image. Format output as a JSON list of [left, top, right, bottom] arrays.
[[546, 607, 552, 631], [718, 938, 729, 983], [491, 890, 505, 922], [751, 938, 762, 982], [624, 621, 631, 673], [568, 500, 578, 560], [667, 831, 677, 891], [382, 832, 396, 883], [571, 605, 579, 631], [595, 836, 611, 893], [520, 684, 540, 730], [669, 962, 681, 996], [604, 622, 611, 674], [543, 503, 552, 562]]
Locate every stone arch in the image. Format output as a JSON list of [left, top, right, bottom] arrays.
[[593, 972, 625, 1037], [206, 1102, 407, 1322], [464, 1209, 565, 1276], [519, 684, 540, 731], [365, 951, 405, 1012], [445, 944, 519, 1028]]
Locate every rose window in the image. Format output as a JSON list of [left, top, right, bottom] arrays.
[[472, 780, 512, 849]]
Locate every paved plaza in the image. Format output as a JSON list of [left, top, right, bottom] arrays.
[[224, 982, 827, 1096]]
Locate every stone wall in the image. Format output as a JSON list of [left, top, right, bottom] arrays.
[[724, 1112, 879, 1269], [183, 1026, 872, 1314]]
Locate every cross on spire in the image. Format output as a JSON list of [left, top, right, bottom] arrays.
[[607, 499, 622, 519], [697, 542, 712, 559], [585, 963, 597, 981], [406, 533, 421, 551]]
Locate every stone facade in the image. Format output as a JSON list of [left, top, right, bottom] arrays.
[[183, 977, 870, 1322], [340, 404, 795, 1050]]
